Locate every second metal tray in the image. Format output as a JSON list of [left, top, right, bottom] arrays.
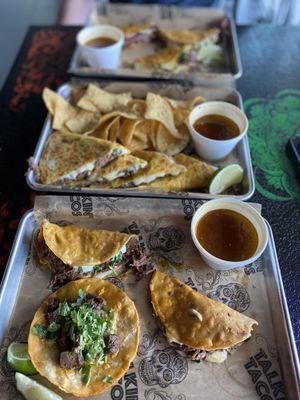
[[27, 80, 255, 200], [0, 201, 299, 399], [69, 4, 242, 84]]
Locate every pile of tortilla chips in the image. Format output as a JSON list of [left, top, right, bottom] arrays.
[[43, 83, 205, 156]]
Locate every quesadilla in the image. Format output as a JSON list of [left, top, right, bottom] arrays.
[[144, 153, 216, 191], [135, 47, 189, 74], [150, 271, 258, 363], [103, 150, 186, 188], [158, 28, 220, 48], [38, 132, 129, 185], [88, 154, 148, 182], [28, 278, 139, 397], [35, 220, 150, 289], [123, 23, 157, 47]]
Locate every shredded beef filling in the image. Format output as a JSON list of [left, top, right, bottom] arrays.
[[104, 334, 120, 354], [60, 351, 84, 369], [123, 239, 156, 280]]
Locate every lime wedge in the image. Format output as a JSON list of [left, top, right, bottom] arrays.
[[209, 164, 244, 195], [15, 373, 63, 400], [7, 342, 37, 375]]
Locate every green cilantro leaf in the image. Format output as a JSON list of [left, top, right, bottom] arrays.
[[102, 375, 112, 384], [47, 322, 61, 333], [59, 302, 70, 317], [82, 364, 92, 385], [33, 324, 48, 339], [78, 289, 86, 298]]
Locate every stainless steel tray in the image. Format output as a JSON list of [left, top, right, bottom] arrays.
[[0, 204, 299, 399], [69, 4, 242, 84], [26, 80, 255, 200]]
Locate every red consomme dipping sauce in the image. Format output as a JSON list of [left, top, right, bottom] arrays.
[[196, 209, 258, 261]]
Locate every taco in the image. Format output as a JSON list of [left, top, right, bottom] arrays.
[[35, 220, 150, 289], [150, 271, 258, 363], [144, 153, 216, 191], [28, 278, 139, 397]]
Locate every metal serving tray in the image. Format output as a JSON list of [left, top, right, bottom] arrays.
[[26, 80, 255, 200], [0, 202, 299, 399], [69, 4, 242, 84]]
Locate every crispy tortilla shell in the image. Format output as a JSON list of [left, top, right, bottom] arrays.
[[41, 219, 135, 267], [145, 153, 215, 191], [150, 271, 258, 350], [28, 278, 140, 397]]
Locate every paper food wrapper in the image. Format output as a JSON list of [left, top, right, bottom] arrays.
[[0, 196, 286, 400]]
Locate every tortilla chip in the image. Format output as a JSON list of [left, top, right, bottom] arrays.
[[150, 271, 258, 351], [65, 109, 101, 134], [118, 118, 141, 147], [41, 219, 135, 266], [131, 120, 156, 149], [145, 153, 216, 191], [155, 123, 189, 155], [166, 96, 206, 126], [39, 132, 129, 185], [43, 88, 77, 130], [145, 93, 182, 139], [28, 278, 139, 397], [107, 150, 186, 188], [127, 99, 147, 116], [77, 83, 132, 113]]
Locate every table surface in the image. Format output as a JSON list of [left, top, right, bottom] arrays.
[[0, 25, 299, 355]]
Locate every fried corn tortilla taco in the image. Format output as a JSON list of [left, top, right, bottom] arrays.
[[158, 28, 220, 47], [144, 153, 216, 191], [36, 220, 150, 289], [123, 23, 157, 46], [38, 132, 129, 185], [150, 271, 258, 363], [28, 278, 140, 397], [103, 150, 186, 188]]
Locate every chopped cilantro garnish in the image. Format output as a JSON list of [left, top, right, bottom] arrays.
[[47, 322, 60, 332], [102, 375, 112, 384], [32, 324, 48, 339], [109, 251, 123, 266], [59, 302, 70, 316], [93, 264, 104, 272], [82, 364, 92, 385], [178, 52, 188, 63], [33, 290, 115, 385], [78, 266, 83, 274]]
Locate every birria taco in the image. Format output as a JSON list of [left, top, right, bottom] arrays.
[[28, 278, 140, 397], [36, 220, 151, 289], [150, 271, 258, 363]]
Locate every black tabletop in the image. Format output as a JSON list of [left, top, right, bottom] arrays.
[[0, 25, 299, 355]]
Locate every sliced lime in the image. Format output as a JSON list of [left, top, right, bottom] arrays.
[[7, 342, 37, 375], [15, 373, 63, 400], [209, 164, 244, 195]]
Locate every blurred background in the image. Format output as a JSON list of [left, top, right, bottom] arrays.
[[0, 0, 300, 89]]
